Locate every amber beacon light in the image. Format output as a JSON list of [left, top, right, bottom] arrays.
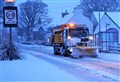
[[69, 23, 74, 27]]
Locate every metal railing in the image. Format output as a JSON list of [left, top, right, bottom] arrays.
[[109, 45, 120, 53]]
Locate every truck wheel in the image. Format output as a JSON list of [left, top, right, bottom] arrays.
[[54, 51, 59, 55], [71, 55, 73, 58], [79, 55, 83, 58], [63, 54, 68, 57], [91, 55, 97, 58], [54, 46, 60, 55], [63, 50, 71, 57], [67, 51, 71, 57], [54, 49, 60, 55]]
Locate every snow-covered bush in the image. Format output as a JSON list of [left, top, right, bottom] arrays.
[[0, 42, 21, 61]]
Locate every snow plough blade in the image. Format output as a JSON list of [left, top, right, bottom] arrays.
[[71, 46, 97, 58]]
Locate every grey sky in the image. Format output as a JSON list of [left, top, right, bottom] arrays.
[[16, 0, 80, 25], [42, 0, 80, 25]]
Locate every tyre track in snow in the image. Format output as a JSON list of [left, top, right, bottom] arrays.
[[20, 44, 119, 82], [21, 45, 120, 77], [77, 60, 120, 76], [62, 56, 120, 76], [41, 51, 119, 77], [23, 49, 119, 82]]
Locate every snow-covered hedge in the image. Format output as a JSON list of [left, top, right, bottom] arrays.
[[0, 43, 21, 61]]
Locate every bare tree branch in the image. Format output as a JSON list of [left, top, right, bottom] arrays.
[[81, 0, 120, 18], [18, 0, 52, 41]]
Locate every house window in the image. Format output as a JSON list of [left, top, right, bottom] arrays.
[[98, 28, 119, 51], [107, 28, 118, 43]]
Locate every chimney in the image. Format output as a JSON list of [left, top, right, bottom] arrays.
[[61, 10, 69, 18]]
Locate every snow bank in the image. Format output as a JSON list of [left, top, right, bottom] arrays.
[[97, 52, 120, 62]]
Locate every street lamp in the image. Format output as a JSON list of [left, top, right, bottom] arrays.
[[4, 0, 15, 6], [5, 0, 15, 2]]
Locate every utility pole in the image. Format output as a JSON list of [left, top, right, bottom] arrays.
[[99, 11, 101, 52]]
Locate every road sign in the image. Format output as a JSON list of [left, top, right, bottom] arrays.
[[3, 6, 18, 27]]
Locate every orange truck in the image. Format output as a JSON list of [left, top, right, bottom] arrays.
[[52, 23, 97, 58]]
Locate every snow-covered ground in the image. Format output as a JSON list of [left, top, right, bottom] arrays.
[[0, 52, 82, 82], [0, 44, 120, 82]]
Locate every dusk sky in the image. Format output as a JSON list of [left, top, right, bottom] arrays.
[[43, 0, 80, 25], [15, 0, 80, 25]]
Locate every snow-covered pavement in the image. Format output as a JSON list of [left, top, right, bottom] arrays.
[[0, 52, 83, 82], [0, 44, 120, 82]]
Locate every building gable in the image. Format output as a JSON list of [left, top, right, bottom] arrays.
[[105, 13, 120, 29], [66, 6, 93, 34], [107, 12, 120, 28], [94, 12, 120, 34]]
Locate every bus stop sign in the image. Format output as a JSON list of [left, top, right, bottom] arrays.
[[3, 6, 18, 27]]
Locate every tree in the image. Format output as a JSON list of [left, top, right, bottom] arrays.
[[81, 0, 120, 18], [18, 0, 52, 41], [0, 0, 4, 15], [0, 0, 4, 43], [0, 0, 4, 21]]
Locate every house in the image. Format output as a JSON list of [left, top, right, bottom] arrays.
[[32, 27, 45, 42], [59, 5, 94, 34], [94, 12, 120, 52], [44, 31, 53, 46]]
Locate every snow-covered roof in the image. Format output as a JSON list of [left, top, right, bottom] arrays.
[[59, 12, 74, 25], [93, 12, 120, 27], [54, 6, 93, 34], [66, 14, 92, 25], [107, 12, 120, 27], [51, 6, 94, 34], [66, 7, 93, 33], [91, 13, 98, 27], [67, 7, 92, 25], [94, 12, 120, 35], [93, 12, 104, 23]]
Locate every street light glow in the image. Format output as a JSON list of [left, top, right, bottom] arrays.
[[69, 23, 74, 27], [5, 0, 15, 2]]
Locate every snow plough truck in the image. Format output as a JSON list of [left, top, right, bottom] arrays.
[[52, 23, 97, 58]]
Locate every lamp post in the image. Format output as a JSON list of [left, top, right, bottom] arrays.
[[4, 0, 15, 47], [98, 11, 101, 52]]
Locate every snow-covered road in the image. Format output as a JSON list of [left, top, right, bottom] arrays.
[[20, 44, 120, 82]]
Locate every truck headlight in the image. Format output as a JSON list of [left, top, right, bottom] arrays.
[[67, 36, 71, 40], [89, 36, 93, 40], [68, 48, 73, 52]]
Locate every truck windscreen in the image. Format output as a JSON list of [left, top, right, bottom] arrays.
[[69, 28, 88, 38]]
